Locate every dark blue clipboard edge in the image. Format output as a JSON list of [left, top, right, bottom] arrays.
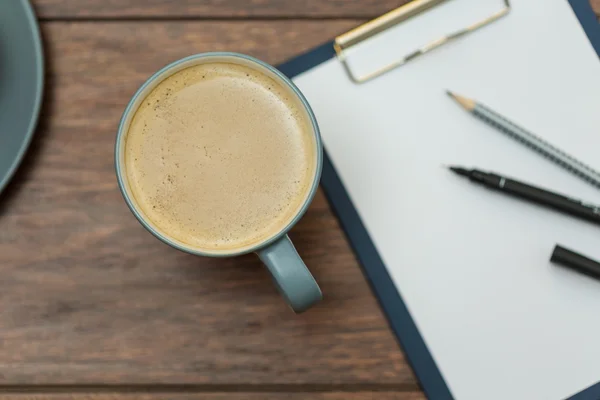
[[278, 1, 600, 399]]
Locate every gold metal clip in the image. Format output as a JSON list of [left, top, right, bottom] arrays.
[[334, 0, 511, 84]]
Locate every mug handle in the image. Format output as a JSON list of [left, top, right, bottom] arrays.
[[257, 235, 322, 313]]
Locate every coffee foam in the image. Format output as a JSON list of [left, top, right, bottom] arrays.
[[124, 62, 316, 252]]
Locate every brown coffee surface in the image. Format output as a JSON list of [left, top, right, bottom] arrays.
[[124, 62, 316, 252]]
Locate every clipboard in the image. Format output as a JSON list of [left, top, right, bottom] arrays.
[[277, 1, 600, 399]]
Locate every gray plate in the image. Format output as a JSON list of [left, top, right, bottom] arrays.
[[0, 0, 44, 194]]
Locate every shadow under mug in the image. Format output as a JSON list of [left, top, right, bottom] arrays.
[[114, 52, 323, 313]]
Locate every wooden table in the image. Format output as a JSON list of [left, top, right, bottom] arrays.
[[1, 1, 598, 399]]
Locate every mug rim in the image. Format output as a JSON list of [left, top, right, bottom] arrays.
[[115, 52, 323, 258]]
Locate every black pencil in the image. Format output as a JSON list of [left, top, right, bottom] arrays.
[[448, 166, 600, 225]]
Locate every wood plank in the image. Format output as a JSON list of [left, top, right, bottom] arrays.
[[31, 0, 600, 19], [0, 21, 413, 385], [0, 393, 426, 400], [593, 0, 600, 16], [33, 0, 406, 19]]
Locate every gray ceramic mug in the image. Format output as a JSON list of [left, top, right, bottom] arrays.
[[115, 53, 323, 313]]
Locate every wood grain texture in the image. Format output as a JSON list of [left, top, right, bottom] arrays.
[[33, 0, 406, 19], [592, 0, 600, 16], [0, 21, 413, 385], [30, 0, 600, 19], [0, 393, 425, 400]]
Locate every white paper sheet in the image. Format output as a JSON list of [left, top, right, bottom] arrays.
[[293, 1, 600, 399]]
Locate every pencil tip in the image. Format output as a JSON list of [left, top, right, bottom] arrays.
[[446, 90, 475, 111]]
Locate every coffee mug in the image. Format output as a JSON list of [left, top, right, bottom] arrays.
[[115, 53, 323, 313]]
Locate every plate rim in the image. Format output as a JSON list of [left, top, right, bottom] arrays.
[[0, 0, 45, 194]]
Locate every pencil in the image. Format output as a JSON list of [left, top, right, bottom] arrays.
[[446, 91, 600, 189]]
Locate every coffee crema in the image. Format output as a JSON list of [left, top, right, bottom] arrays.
[[124, 61, 317, 252]]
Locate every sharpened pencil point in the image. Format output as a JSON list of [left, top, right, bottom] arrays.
[[446, 90, 476, 111]]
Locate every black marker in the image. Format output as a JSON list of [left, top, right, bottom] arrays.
[[449, 166, 600, 225], [551, 245, 600, 280]]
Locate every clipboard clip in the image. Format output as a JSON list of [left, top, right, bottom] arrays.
[[334, 0, 511, 84]]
